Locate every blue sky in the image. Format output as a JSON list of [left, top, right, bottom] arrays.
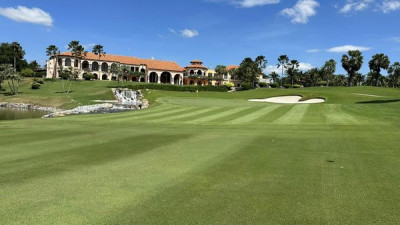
[[0, 0, 399, 74]]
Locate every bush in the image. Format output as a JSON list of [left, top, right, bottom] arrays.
[[259, 82, 268, 88], [283, 84, 291, 89], [292, 84, 302, 88], [31, 83, 41, 89], [20, 68, 35, 77], [269, 82, 279, 88], [37, 80, 44, 84], [224, 82, 234, 88], [316, 81, 327, 86], [83, 73, 95, 81], [241, 82, 253, 91], [124, 83, 229, 92]]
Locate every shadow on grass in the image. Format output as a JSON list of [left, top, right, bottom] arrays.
[[356, 99, 400, 104], [54, 91, 75, 94]]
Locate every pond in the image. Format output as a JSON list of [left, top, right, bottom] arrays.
[[0, 108, 45, 120]]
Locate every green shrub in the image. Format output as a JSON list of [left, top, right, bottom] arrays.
[[83, 73, 95, 81], [224, 82, 234, 88], [259, 82, 268, 88], [37, 80, 44, 84], [317, 81, 327, 86], [269, 82, 279, 88], [292, 84, 301, 88], [283, 84, 291, 89], [241, 82, 253, 91], [31, 83, 41, 90], [20, 68, 35, 77], [123, 83, 229, 92]]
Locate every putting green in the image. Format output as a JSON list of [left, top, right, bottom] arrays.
[[1, 84, 400, 224]]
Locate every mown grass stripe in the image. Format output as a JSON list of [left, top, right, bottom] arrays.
[[253, 105, 294, 124], [227, 105, 280, 125], [180, 107, 228, 122], [189, 107, 251, 124], [272, 104, 310, 125], [150, 107, 213, 122], [324, 104, 360, 125], [111, 107, 188, 121]]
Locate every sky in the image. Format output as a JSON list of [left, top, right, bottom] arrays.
[[0, 0, 399, 75]]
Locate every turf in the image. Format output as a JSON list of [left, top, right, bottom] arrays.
[[1, 81, 400, 224]]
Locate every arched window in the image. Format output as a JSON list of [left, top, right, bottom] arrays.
[[101, 63, 108, 72], [92, 62, 99, 71], [197, 70, 202, 75], [65, 58, 71, 67], [58, 58, 63, 67], [74, 59, 79, 67], [190, 70, 194, 75], [82, 61, 89, 70]]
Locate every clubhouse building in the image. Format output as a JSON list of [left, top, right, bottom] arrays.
[[46, 52, 248, 86]]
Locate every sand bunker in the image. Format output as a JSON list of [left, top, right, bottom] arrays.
[[249, 96, 325, 104]]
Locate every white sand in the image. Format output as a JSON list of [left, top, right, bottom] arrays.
[[249, 96, 325, 104]]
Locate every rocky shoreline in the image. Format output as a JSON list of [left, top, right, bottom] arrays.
[[0, 89, 149, 118]]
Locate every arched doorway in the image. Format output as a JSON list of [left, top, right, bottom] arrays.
[[123, 76, 128, 81], [160, 72, 171, 84], [132, 76, 138, 82], [149, 72, 158, 83], [140, 77, 145, 82], [190, 70, 195, 75], [190, 80, 194, 85], [174, 74, 181, 85], [82, 73, 87, 80], [197, 81, 202, 86], [102, 74, 108, 80], [93, 73, 98, 80]]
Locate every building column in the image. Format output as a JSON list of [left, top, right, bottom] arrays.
[[157, 74, 161, 84]]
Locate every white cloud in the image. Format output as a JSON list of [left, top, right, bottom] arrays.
[[307, 49, 321, 53], [167, 27, 177, 34], [265, 62, 315, 74], [339, 0, 373, 14], [0, 6, 53, 26], [281, 0, 320, 24], [208, 0, 280, 8], [327, 45, 371, 53], [181, 29, 199, 38], [381, 0, 400, 13]]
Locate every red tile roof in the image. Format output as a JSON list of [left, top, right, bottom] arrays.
[[59, 52, 185, 72], [226, 65, 239, 70]]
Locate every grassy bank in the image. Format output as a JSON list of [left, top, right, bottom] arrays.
[[1, 83, 400, 224]]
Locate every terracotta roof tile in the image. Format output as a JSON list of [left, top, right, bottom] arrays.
[[226, 65, 239, 70], [59, 52, 185, 72]]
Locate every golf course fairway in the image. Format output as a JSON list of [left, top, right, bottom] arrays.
[[1, 83, 400, 225]]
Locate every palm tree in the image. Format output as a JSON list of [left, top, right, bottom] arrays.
[[11, 42, 25, 72], [0, 64, 20, 95], [215, 65, 227, 86], [342, 50, 364, 87], [92, 44, 106, 60], [46, 45, 60, 79], [277, 55, 289, 86], [269, 71, 279, 83], [388, 62, 400, 88], [321, 59, 336, 87], [369, 53, 390, 86], [287, 60, 300, 86], [67, 41, 87, 93]]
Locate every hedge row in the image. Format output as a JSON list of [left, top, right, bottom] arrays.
[[125, 83, 229, 92]]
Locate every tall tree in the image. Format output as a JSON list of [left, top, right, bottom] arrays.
[[321, 59, 336, 87], [341, 50, 364, 87], [388, 62, 400, 88], [46, 45, 60, 79], [92, 44, 106, 60], [269, 71, 279, 83], [277, 55, 289, 86], [287, 60, 300, 86], [215, 65, 227, 86], [255, 55, 267, 76], [369, 53, 390, 86], [67, 41, 87, 93], [0, 64, 20, 95], [237, 58, 259, 87], [0, 42, 27, 71]]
